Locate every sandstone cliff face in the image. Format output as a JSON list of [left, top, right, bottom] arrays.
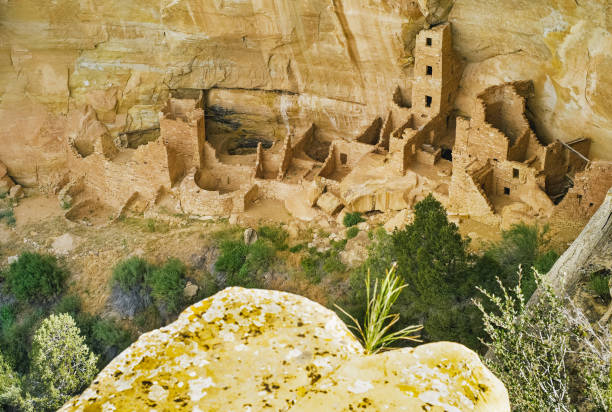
[[1, 0, 611, 187], [60, 287, 510, 411]]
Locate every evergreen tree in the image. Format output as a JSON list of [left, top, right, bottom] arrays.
[[29, 313, 98, 410]]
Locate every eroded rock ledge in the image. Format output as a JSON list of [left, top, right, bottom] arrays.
[[60, 288, 510, 411]]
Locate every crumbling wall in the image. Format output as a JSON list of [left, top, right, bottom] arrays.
[[317, 144, 338, 180], [553, 161, 612, 225], [356, 117, 382, 145], [160, 95, 205, 183], [276, 135, 294, 179]]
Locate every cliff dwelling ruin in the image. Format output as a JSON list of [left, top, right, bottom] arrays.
[[50, 23, 611, 235]]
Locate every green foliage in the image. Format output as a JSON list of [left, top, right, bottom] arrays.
[[215, 239, 274, 288], [0, 309, 44, 373], [336, 265, 422, 354], [343, 212, 365, 227], [484, 223, 558, 299], [0, 352, 23, 410], [111, 256, 151, 292], [29, 314, 98, 411], [90, 319, 132, 359], [259, 225, 289, 251], [134, 305, 163, 332], [0, 304, 16, 333], [60, 199, 72, 210], [300, 246, 346, 284], [289, 243, 306, 253], [4, 252, 68, 302], [147, 258, 187, 314], [346, 226, 359, 239], [53, 294, 82, 315], [0, 207, 15, 226], [475, 272, 610, 411], [588, 270, 611, 300]]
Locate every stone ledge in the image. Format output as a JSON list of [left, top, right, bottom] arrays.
[[60, 287, 510, 411]]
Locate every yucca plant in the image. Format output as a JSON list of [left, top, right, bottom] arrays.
[[336, 263, 422, 354]]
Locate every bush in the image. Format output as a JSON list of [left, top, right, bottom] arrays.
[[216, 239, 274, 288], [300, 246, 346, 284], [0, 308, 44, 374], [53, 294, 82, 316], [90, 319, 133, 364], [588, 270, 610, 300], [0, 305, 15, 333], [147, 258, 187, 314], [259, 225, 289, 251], [30, 313, 98, 411], [134, 305, 163, 332], [343, 212, 365, 227], [346, 226, 359, 239], [475, 272, 610, 411], [111, 257, 151, 292], [484, 223, 558, 299], [289, 243, 306, 253], [4, 252, 68, 302], [0, 353, 23, 410], [109, 257, 153, 318]]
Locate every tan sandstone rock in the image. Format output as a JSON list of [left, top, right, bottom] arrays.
[[316, 192, 344, 215], [60, 288, 510, 411]]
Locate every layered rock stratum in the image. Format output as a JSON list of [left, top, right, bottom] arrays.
[[1, 0, 611, 188], [60, 287, 510, 411]]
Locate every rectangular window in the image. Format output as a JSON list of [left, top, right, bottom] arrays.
[[504, 187, 510, 195], [426, 65, 433, 76], [426, 37, 432, 46], [340, 153, 348, 165], [512, 168, 519, 178], [425, 96, 432, 107]]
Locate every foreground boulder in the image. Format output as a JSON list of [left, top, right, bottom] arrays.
[[60, 288, 509, 411]]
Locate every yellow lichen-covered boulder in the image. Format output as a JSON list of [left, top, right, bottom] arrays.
[[60, 288, 510, 411]]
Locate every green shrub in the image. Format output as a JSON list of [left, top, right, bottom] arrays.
[[322, 255, 346, 273], [289, 243, 306, 253], [216, 239, 274, 288], [259, 225, 289, 251], [300, 246, 346, 284], [147, 258, 186, 314], [336, 265, 422, 354], [4, 252, 68, 302], [343, 212, 365, 227], [109, 257, 153, 318], [215, 241, 249, 275], [588, 270, 610, 300], [0, 305, 15, 333], [484, 223, 558, 299], [0, 308, 45, 373], [134, 305, 163, 332], [53, 294, 82, 316], [30, 313, 98, 411], [90, 319, 133, 365], [0, 352, 23, 410], [111, 257, 151, 292], [476, 273, 610, 411], [346, 226, 359, 239]]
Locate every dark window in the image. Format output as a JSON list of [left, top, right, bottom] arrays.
[[589, 202, 594, 207], [340, 153, 348, 165], [426, 37, 432, 46], [441, 148, 452, 161], [426, 65, 433, 76], [504, 187, 510, 195], [512, 168, 519, 178], [577, 194, 582, 204], [425, 96, 432, 107]]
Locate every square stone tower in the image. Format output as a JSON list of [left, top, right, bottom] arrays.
[[411, 23, 458, 119]]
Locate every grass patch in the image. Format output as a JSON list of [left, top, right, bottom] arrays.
[[588, 270, 610, 300], [300, 246, 346, 284], [343, 212, 365, 227], [346, 226, 359, 239], [258, 225, 289, 251]]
